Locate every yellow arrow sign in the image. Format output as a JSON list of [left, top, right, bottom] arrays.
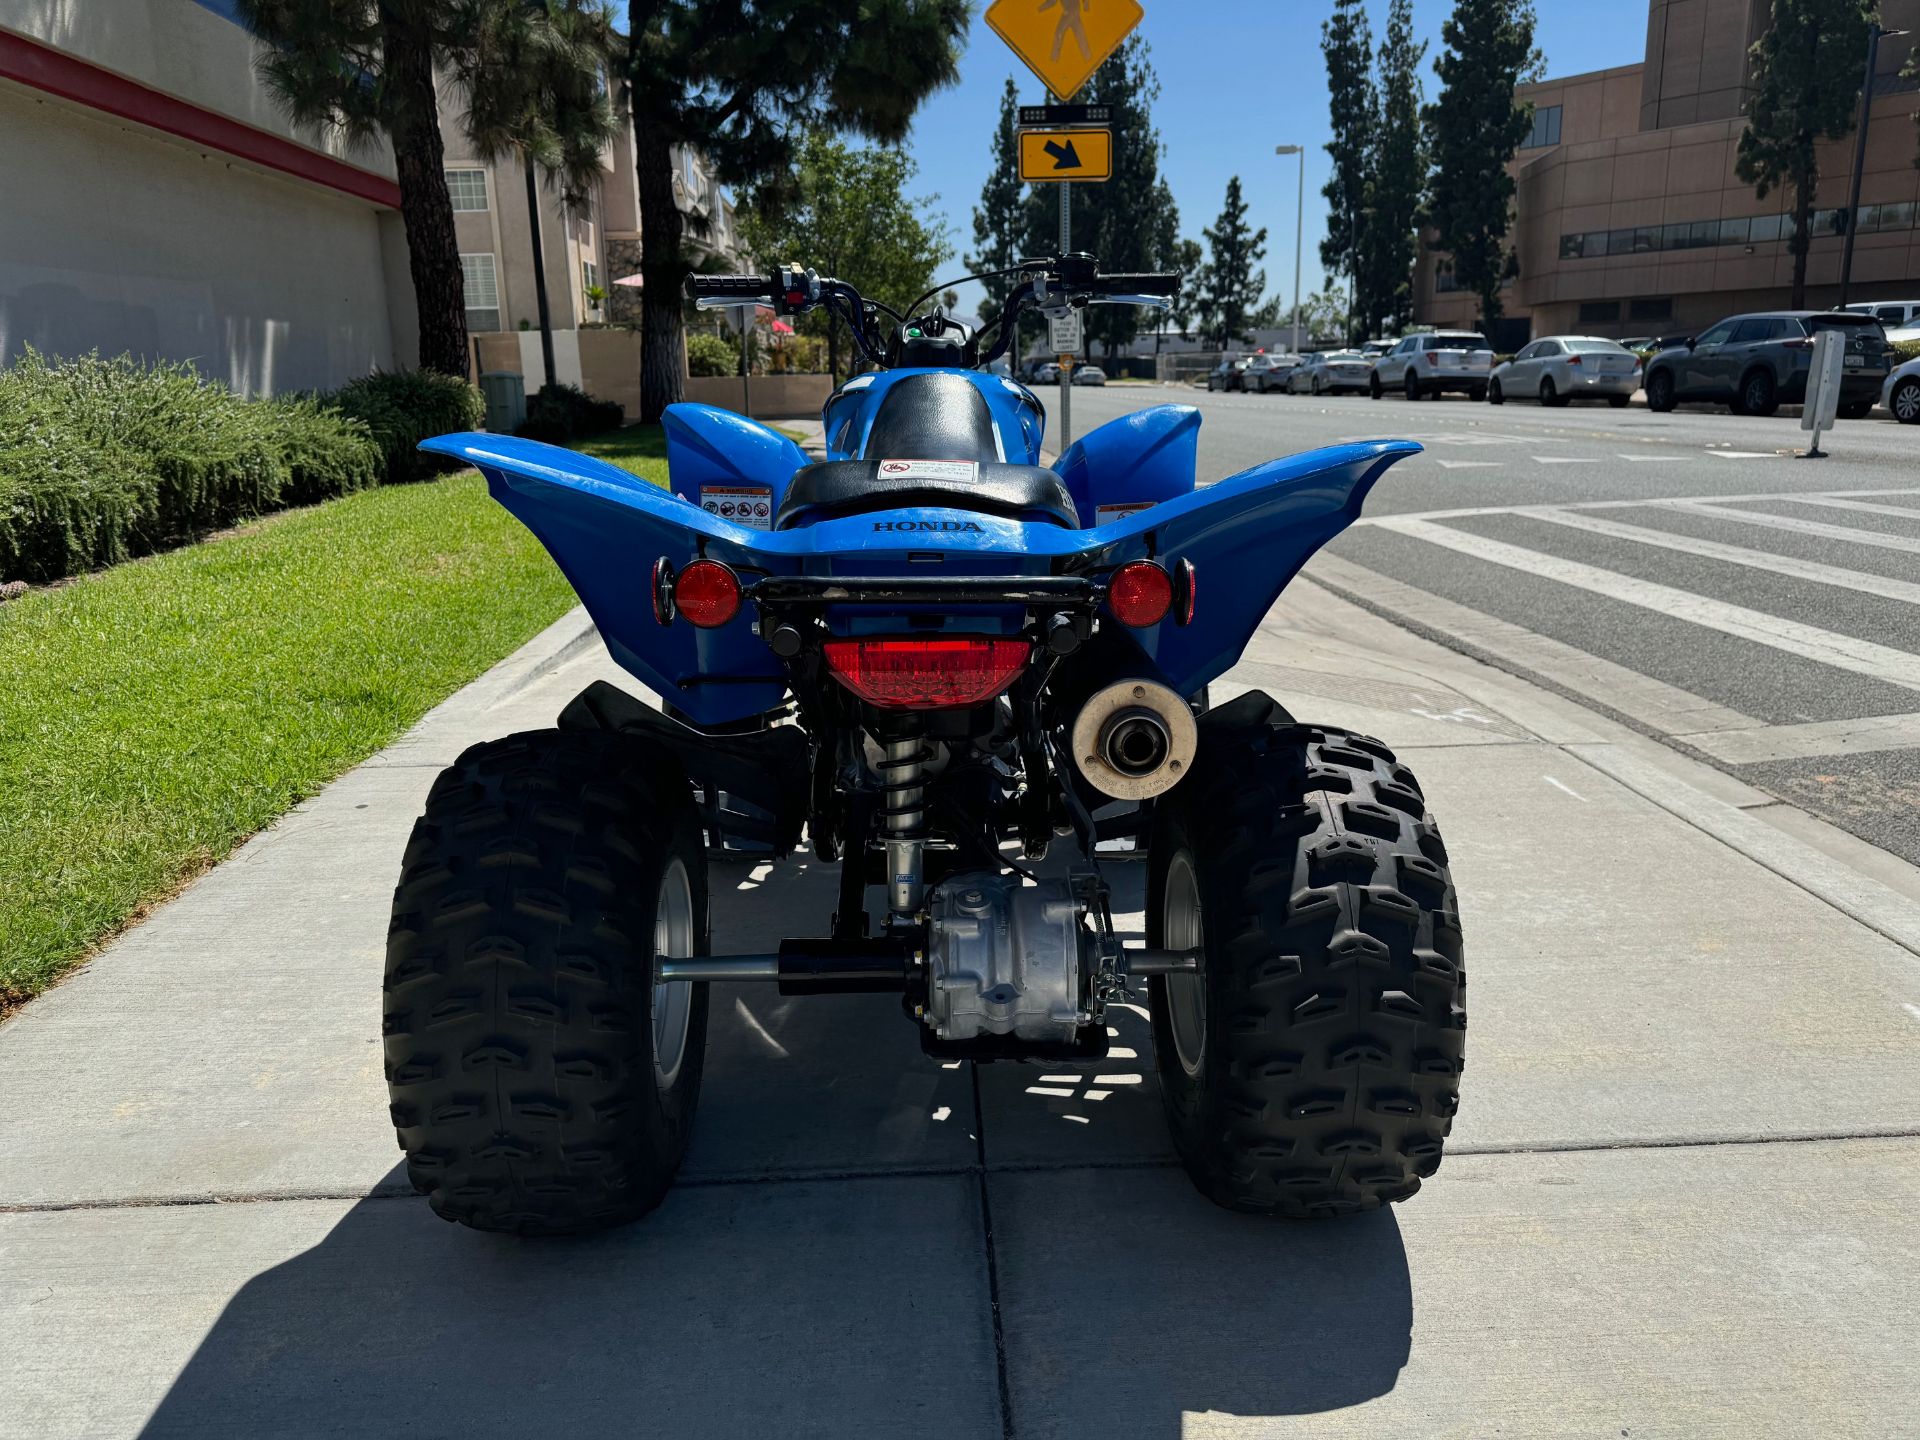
[[1018, 128, 1113, 182], [984, 0, 1144, 103]]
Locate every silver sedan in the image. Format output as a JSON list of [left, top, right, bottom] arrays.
[[1285, 350, 1373, 395], [1489, 336, 1640, 407]]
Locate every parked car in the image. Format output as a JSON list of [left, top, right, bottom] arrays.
[[1205, 357, 1251, 391], [1883, 353, 1920, 424], [1489, 336, 1639, 407], [1286, 350, 1373, 395], [1888, 323, 1920, 347], [1359, 339, 1395, 362], [1370, 331, 1493, 400], [1242, 353, 1302, 393], [1033, 362, 1061, 385], [1642, 311, 1891, 418], [1069, 364, 1107, 386], [1617, 335, 1656, 352], [1842, 300, 1920, 330]]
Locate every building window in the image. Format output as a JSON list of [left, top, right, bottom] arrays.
[[1521, 104, 1562, 149], [446, 169, 488, 212], [1552, 205, 1895, 262], [1578, 301, 1619, 325], [461, 253, 501, 332], [1747, 214, 1784, 243], [581, 259, 600, 313], [1629, 297, 1673, 322]]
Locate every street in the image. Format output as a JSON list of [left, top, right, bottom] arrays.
[[1046, 383, 1920, 865]]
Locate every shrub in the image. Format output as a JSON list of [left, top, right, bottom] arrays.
[[266, 397, 383, 506], [686, 331, 740, 377], [514, 382, 623, 443], [0, 385, 152, 583], [1891, 338, 1920, 365], [321, 369, 483, 483]]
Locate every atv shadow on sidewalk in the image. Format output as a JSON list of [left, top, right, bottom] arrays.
[[137, 852, 1412, 1438]]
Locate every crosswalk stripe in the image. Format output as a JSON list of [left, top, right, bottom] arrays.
[[1353, 486, 1920, 527], [1615, 454, 1685, 463], [1705, 450, 1779, 459], [1682, 712, 1920, 764], [1777, 495, 1920, 523], [1519, 508, 1920, 606], [1305, 553, 1760, 734], [1433, 460, 1503, 469], [1658, 502, 1920, 556], [1535, 456, 1600, 464], [1373, 516, 1920, 691]]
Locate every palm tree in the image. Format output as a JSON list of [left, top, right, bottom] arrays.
[[237, 1, 615, 381], [463, 2, 620, 390]]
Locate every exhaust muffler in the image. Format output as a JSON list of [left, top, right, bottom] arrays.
[[1070, 680, 1198, 799]]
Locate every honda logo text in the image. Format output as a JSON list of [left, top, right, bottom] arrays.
[[871, 519, 985, 533]]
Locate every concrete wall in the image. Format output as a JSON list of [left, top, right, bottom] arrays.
[[0, 1, 409, 393], [1639, 0, 1770, 130], [0, 86, 400, 394]]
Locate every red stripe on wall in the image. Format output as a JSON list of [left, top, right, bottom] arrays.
[[0, 28, 403, 210]]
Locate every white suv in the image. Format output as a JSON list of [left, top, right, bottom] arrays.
[[1843, 300, 1920, 329], [1371, 331, 1493, 400]]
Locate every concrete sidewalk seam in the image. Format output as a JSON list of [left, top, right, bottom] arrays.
[[970, 1064, 1017, 1440]]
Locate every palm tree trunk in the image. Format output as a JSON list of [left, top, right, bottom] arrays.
[[383, 13, 467, 378], [632, 121, 685, 422]]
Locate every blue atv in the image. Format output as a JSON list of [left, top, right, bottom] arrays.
[[384, 254, 1464, 1233]]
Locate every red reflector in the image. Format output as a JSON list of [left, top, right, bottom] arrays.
[[822, 638, 1030, 711], [675, 559, 741, 628], [1108, 561, 1172, 627]]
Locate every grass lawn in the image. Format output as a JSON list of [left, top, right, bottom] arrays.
[[0, 464, 582, 1011]]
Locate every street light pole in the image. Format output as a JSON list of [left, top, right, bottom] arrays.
[[1276, 144, 1304, 354], [1837, 24, 1907, 309]]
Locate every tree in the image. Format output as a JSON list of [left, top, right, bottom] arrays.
[[1166, 237, 1206, 343], [1424, 0, 1541, 335], [737, 132, 951, 383], [1297, 284, 1352, 345], [625, 1, 969, 422], [1073, 36, 1173, 362], [1197, 176, 1267, 349], [1320, 0, 1375, 343], [1368, 0, 1427, 337], [464, 2, 620, 389], [966, 78, 1026, 332], [1735, 0, 1875, 309]]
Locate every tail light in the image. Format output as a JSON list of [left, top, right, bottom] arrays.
[[1566, 354, 1582, 367], [822, 637, 1030, 710], [1107, 561, 1172, 627], [675, 559, 742, 628], [1782, 336, 1812, 350]]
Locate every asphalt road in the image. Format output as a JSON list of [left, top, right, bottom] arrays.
[[1041, 380, 1920, 865]]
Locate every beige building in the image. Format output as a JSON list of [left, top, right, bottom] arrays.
[[1417, 0, 1920, 346], [0, 0, 416, 394]]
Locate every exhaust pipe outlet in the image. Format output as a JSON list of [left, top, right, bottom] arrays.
[[1070, 680, 1198, 799]]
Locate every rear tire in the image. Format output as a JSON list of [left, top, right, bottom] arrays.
[[1737, 368, 1777, 417], [1646, 369, 1676, 413], [1404, 370, 1422, 402], [1488, 379, 1504, 405], [384, 730, 709, 1235], [1539, 376, 1566, 408], [1148, 710, 1466, 1218], [1369, 373, 1383, 400]]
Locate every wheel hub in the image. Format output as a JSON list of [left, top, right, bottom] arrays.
[[1162, 851, 1206, 1076], [653, 858, 695, 1090]]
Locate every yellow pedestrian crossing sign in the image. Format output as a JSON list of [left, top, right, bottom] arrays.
[[984, 0, 1144, 102], [1018, 128, 1113, 182]]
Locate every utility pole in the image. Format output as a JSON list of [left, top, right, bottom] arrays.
[[1277, 144, 1304, 354], [1837, 23, 1907, 309], [523, 155, 556, 391]]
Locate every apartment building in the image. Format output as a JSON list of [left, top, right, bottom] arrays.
[[1417, 0, 1920, 346], [0, 0, 415, 393]]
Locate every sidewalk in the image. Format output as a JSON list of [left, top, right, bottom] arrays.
[[4, 568, 1919, 1437]]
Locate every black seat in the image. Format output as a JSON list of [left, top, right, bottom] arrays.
[[862, 371, 1001, 462], [776, 460, 1079, 529]]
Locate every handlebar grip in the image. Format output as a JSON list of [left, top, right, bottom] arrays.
[[1095, 273, 1179, 298], [686, 273, 776, 304]]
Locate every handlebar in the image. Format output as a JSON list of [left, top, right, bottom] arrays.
[[687, 273, 778, 307]]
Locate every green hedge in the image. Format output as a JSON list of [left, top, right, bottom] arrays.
[[514, 382, 624, 444], [0, 352, 480, 586], [1891, 338, 1920, 365]]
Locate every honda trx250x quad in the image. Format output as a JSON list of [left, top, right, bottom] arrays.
[[384, 253, 1465, 1234]]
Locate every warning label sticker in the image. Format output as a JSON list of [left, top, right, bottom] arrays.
[[699, 485, 772, 529], [876, 459, 980, 483], [1094, 501, 1156, 525]]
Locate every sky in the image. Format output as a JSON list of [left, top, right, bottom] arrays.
[[899, 2, 1647, 309]]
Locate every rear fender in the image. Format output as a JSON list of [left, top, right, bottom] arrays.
[[1053, 404, 1198, 525], [419, 432, 1419, 725], [661, 402, 809, 520]]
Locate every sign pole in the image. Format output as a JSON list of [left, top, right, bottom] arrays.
[[1058, 96, 1072, 453]]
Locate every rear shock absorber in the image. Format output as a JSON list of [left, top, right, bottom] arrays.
[[877, 730, 931, 922]]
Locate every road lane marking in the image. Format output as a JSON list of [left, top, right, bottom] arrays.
[[1519, 508, 1920, 606], [1776, 495, 1920, 522], [1433, 460, 1504, 469], [1373, 517, 1920, 692], [1306, 552, 1761, 734], [1615, 454, 1685, 463], [1682, 712, 1920, 764], [1657, 502, 1920, 556], [1535, 456, 1601, 464], [1705, 450, 1779, 459], [1353, 486, 1920, 527]]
